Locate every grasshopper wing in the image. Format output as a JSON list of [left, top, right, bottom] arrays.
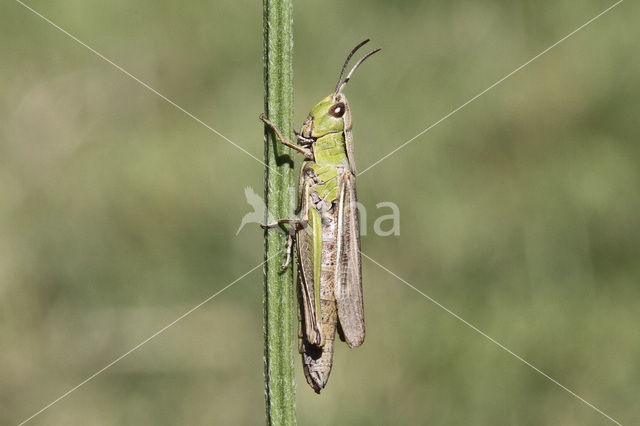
[[335, 171, 365, 348], [297, 205, 323, 347]]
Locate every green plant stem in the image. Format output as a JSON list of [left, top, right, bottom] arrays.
[[263, 0, 296, 425]]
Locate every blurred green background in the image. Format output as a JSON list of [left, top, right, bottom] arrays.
[[1, 0, 638, 424]]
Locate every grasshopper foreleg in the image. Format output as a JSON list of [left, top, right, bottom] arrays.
[[259, 114, 314, 160]]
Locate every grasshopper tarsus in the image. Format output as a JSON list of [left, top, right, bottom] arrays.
[[281, 234, 294, 269], [280, 240, 293, 269]]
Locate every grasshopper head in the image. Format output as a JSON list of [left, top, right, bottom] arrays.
[[301, 94, 349, 139], [300, 40, 380, 148]]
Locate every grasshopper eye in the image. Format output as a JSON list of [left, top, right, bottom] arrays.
[[328, 102, 346, 118]]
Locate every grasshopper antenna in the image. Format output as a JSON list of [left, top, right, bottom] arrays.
[[333, 39, 371, 96], [335, 46, 381, 96]]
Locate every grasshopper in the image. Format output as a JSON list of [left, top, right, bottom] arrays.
[[260, 39, 380, 393]]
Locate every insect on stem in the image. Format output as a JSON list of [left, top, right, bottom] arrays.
[[261, 39, 380, 393]]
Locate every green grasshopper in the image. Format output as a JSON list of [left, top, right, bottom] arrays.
[[260, 39, 380, 393]]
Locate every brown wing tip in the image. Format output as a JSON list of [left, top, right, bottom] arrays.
[[345, 333, 365, 348]]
